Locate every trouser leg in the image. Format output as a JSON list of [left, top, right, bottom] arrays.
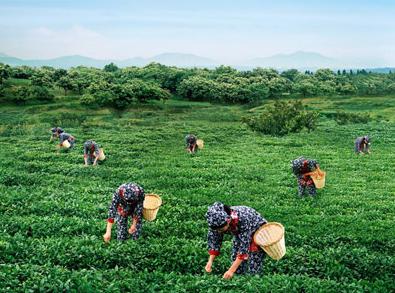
[[231, 240, 248, 274], [116, 215, 128, 241], [307, 184, 317, 196], [130, 220, 143, 240], [248, 249, 265, 274]]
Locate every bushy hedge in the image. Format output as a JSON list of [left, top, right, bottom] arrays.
[[4, 85, 54, 104], [80, 79, 170, 109], [332, 111, 371, 125], [243, 100, 319, 136]]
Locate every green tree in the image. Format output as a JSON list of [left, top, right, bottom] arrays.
[[243, 100, 319, 136], [293, 78, 317, 97], [30, 86, 55, 101], [104, 62, 119, 72], [52, 68, 68, 82], [0, 63, 10, 85], [57, 76, 75, 95], [31, 70, 53, 88], [281, 69, 300, 82], [268, 77, 291, 98], [8, 86, 31, 104]]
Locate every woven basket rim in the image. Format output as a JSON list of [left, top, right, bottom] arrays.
[[144, 193, 162, 209], [254, 222, 285, 247]]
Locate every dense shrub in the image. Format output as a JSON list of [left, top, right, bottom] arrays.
[[331, 111, 371, 125], [177, 75, 270, 104], [30, 86, 55, 101], [243, 100, 319, 136], [81, 79, 170, 109], [7, 86, 31, 104]]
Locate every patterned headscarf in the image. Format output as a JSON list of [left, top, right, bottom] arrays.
[[51, 127, 64, 134], [118, 184, 142, 203], [206, 202, 230, 229]]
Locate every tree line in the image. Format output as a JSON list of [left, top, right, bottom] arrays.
[[1, 62, 395, 108]]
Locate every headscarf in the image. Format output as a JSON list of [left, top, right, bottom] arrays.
[[118, 184, 142, 203], [206, 202, 230, 229]]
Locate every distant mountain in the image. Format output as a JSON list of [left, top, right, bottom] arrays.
[[0, 52, 218, 69], [246, 51, 339, 69], [0, 51, 393, 71], [367, 67, 395, 74], [148, 53, 217, 67]]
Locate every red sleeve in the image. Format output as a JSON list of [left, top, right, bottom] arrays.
[[209, 250, 220, 256], [107, 218, 114, 224], [237, 253, 249, 260]]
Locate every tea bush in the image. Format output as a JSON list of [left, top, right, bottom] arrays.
[[243, 100, 319, 136], [0, 95, 394, 292], [331, 111, 371, 125]]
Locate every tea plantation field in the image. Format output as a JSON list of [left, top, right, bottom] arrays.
[[0, 95, 394, 292]]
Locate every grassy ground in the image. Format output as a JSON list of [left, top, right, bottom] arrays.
[[0, 94, 394, 292]]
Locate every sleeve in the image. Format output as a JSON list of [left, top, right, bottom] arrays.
[[107, 191, 120, 223], [235, 231, 253, 260], [83, 142, 89, 156], [291, 159, 300, 176], [59, 133, 66, 144], [207, 230, 224, 256], [309, 160, 318, 170], [354, 138, 361, 152], [132, 190, 145, 222], [94, 143, 100, 156]]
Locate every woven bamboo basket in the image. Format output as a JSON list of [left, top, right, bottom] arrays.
[[196, 139, 204, 149], [143, 194, 162, 221], [98, 148, 106, 161], [62, 140, 71, 149], [254, 222, 286, 260], [309, 169, 326, 189]]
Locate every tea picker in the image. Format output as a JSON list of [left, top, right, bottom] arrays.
[[57, 132, 75, 149], [103, 183, 146, 242], [185, 134, 204, 154], [205, 202, 268, 279], [50, 127, 64, 142], [83, 140, 105, 166], [291, 156, 325, 197], [354, 135, 371, 155], [185, 134, 197, 153]]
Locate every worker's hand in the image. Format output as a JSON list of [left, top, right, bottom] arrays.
[[128, 225, 137, 234], [205, 262, 212, 273], [223, 270, 234, 280], [103, 232, 111, 243]]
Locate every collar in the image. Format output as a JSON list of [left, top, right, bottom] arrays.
[[229, 210, 239, 232]]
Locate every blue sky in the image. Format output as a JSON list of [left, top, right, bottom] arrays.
[[0, 0, 394, 65]]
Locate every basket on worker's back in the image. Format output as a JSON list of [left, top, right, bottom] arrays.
[[62, 140, 71, 149], [196, 139, 204, 149], [143, 194, 162, 221], [309, 168, 326, 189], [98, 148, 106, 161], [254, 222, 286, 260]]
